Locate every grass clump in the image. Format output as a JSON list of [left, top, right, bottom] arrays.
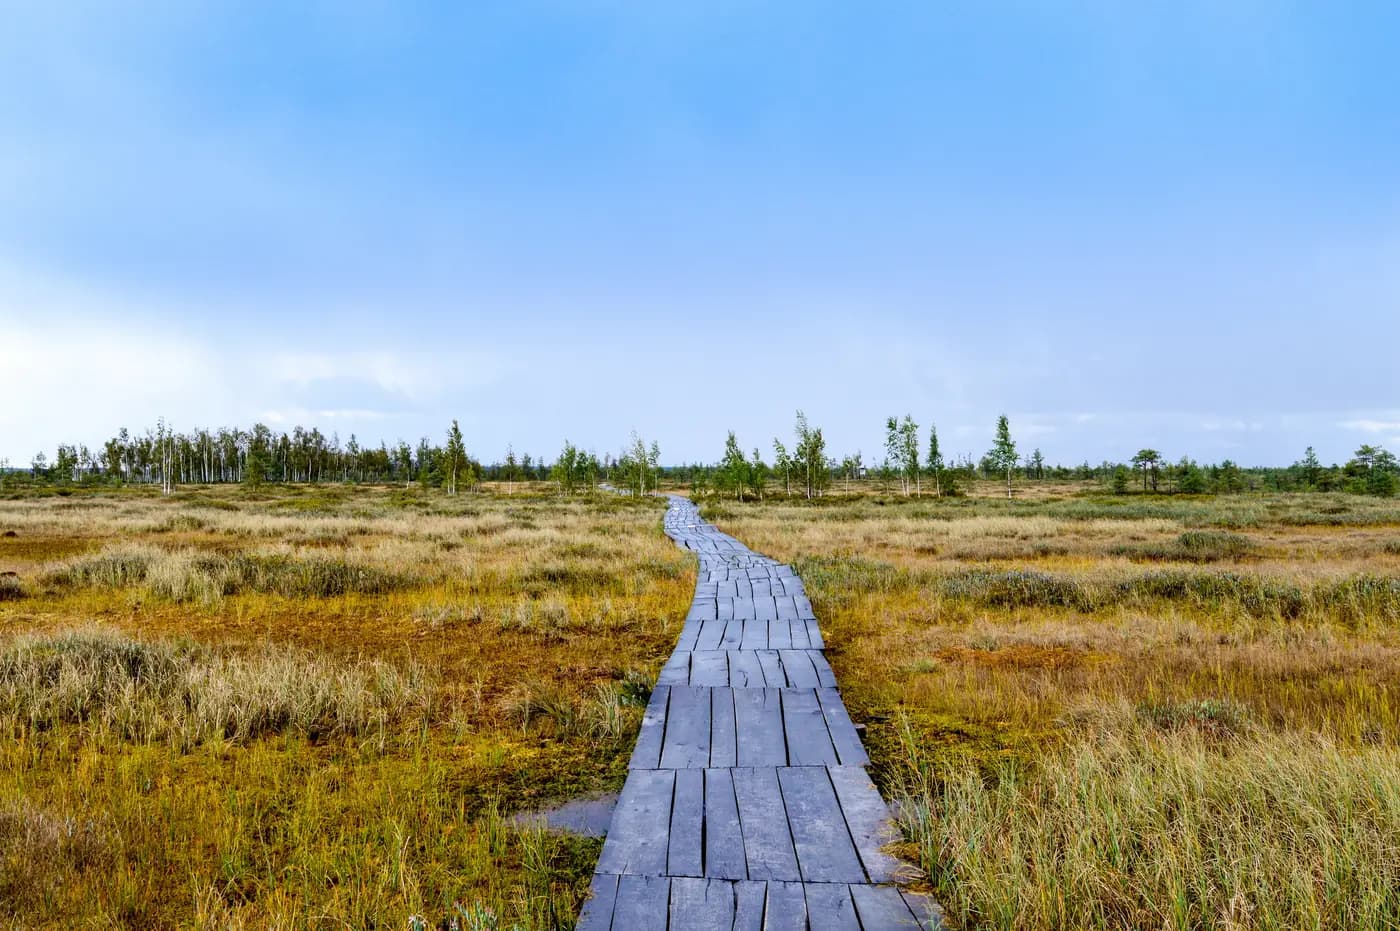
[[42, 543, 418, 603], [0, 628, 430, 747], [897, 727, 1400, 930], [0, 573, 22, 601]]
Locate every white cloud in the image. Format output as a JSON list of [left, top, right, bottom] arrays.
[[1339, 419, 1400, 434]]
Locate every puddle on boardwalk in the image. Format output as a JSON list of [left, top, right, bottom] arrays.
[[511, 791, 618, 838]]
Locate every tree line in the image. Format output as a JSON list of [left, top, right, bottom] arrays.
[[6, 415, 1397, 499], [1, 421, 667, 498], [685, 412, 1400, 501]]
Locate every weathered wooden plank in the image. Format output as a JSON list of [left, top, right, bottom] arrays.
[[733, 767, 801, 881], [768, 619, 793, 649], [728, 650, 765, 688], [611, 874, 670, 928], [850, 884, 922, 928], [669, 878, 736, 931], [730, 881, 766, 931], [778, 767, 865, 882], [661, 686, 711, 768], [827, 766, 904, 883], [696, 618, 726, 651], [710, 687, 738, 768], [774, 593, 796, 619], [815, 689, 868, 767], [690, 650, 730, 687], [629, 686, 670, 769], [719, 618, 745, 650], [755, 596, 778, 621], [668, 769, 704, 877], [811, 652, 838, 689], [676, 620, 703, 651], [734, 688, 787, 767], [788, 613, 811, 648], [804, 617, 823, 648], [755, 650, 784, 687], [596, 769, 674, 875], [717, 597, 736, 621], [762, 880, 808, 930], [575, 872, 619, 930], [803, 883, 860, 931], [703, 768, 747, 880], [739, 619, 768, 651], [780, 688, 839, 766], [778, 650, 821, 689], [657, 652, 690, 686]]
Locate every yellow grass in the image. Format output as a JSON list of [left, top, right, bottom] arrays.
[[0, 485, 692, 928], [711, 490, 1400, 929]]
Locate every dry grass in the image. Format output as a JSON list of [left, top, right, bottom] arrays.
[[713, 490, 1400, 930], [0, 485, 692, 928]]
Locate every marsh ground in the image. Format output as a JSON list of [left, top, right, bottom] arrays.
[[5, 482, 1399, 929], [707, 489, 1400, 930], [0, 484, 691, 929]]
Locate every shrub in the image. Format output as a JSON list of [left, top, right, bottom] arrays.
[[0, 574, 22, 602]]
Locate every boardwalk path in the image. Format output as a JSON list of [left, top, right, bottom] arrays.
[[578, 495, 940, 929]]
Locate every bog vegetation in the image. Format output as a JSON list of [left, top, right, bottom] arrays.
[[3, 412, 1399, 928], [709, 489, 1400, 930], [0, 483, 690, 928]]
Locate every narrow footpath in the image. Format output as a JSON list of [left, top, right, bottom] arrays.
[[578, 495, 941, 930]]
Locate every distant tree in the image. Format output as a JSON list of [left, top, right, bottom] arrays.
[[1112, 465, 1130, 495], [1299, 446, 1322, 489], [1131, 449, 1162, 492], [504, 445, 518, 494], [1176, 457, 1206, 494], [900, 415, 921, 496], [552, 440, 583, 494], [793, 411, 828, 499], [720, 432, 748, 500], [395, 441, 413, 487], [927, 424, 944, 497], [1029, 448, 1045, 480], [987, 415, 1018, 499], [884, 418, 906, 495], [746, 448, 768, 501], [773, 440, 793, 497], [1217, 459, 1245, 493], [840, 452, 863, 494], [443, 420, 467, 495]]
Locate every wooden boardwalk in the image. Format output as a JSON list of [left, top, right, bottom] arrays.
[[578, 495, 941, 929]]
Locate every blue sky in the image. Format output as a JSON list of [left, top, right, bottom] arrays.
[[2, 2, 1398, 468]]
